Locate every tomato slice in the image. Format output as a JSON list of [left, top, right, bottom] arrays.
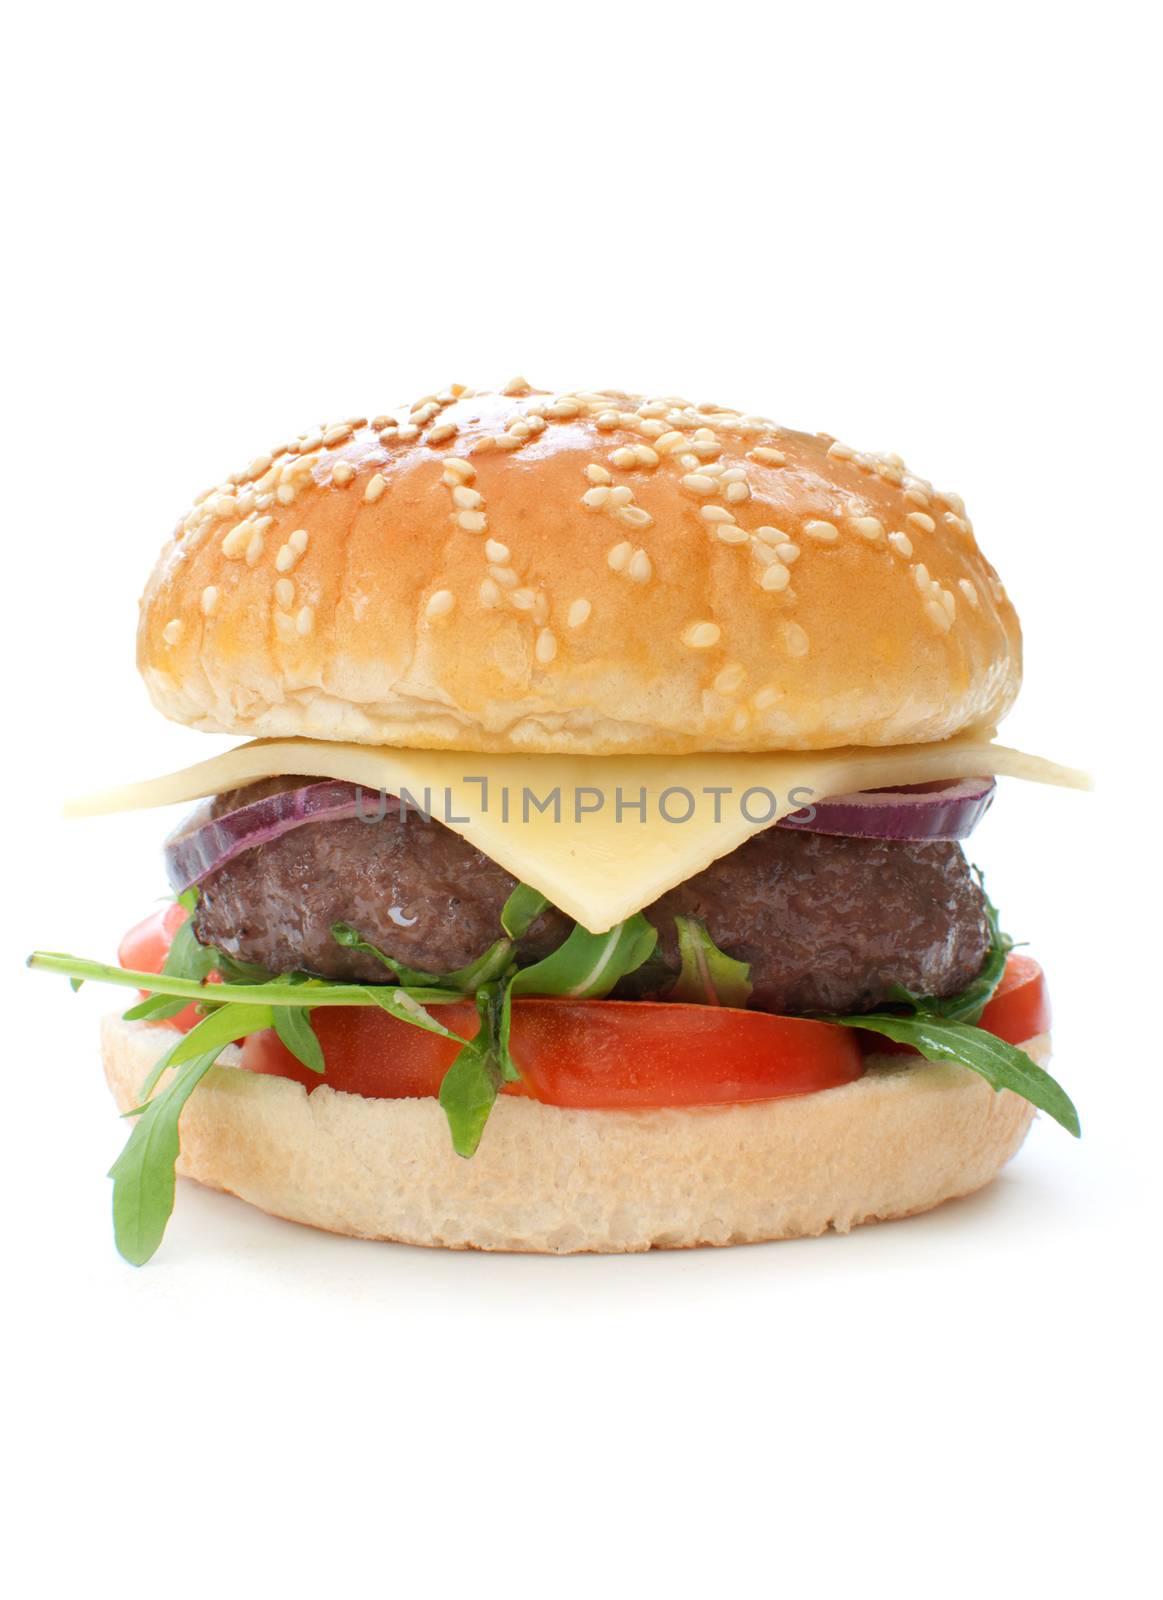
[[118, 903, 208, 1033], [239, 999, 866, 1108], [978, 953, 1051, 1042], [118, 907, 1048, 1109]]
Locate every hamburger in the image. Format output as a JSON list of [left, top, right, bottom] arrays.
[[30, 380, 1088, 1264]]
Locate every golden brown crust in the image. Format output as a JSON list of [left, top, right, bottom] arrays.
[[102, 1014, 1041, 1253], [138, 384, 1022, 754]]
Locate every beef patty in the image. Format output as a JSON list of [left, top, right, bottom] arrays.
[[188, 778, 990, 1016]]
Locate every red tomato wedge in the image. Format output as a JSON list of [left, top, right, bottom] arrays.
[[119, 909, 1049, 1109]]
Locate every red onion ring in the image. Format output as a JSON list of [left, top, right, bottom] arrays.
[[164, 781, 390, 893], [777, 776, 995, 841]]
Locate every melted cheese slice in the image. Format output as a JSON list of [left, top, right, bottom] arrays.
[[67, 737, 1090, 933]]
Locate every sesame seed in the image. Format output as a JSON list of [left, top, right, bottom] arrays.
[[453, 485, 484, 509], [428, 422, 458, 444], [275, 578, 294, 609], [484, 539, 510, 563], [958, 578, 980, 609], [783, 622, 809, 657], [595, 411, 620, 430], [332, 461, 355, 486], [510, 588, 536, 611], [201, 586, 219, 616], [546, 398, 581, 418], [753, 525, 785, 546], [750, 541, 777, 568], [635, 445, 659, 467], [244, 530, 264, 566], [827, 441, 854, 459], [585, 464, 612, 485], [411, 402, 440, 425], [458, 510, 487, 533], [443, 458, 475, 482], [761, 563, 791, 592], [941, 587, 956, 619], [729, 709, 749, 734], [700, 505, 735, 524], [220, 520, 254, 559], [322, 423, 353, 447], [607, 541, 632, 572], [716, 525, 749, 545], [162, 619, 183, 645], [914, 563, 932, 593], [615, 504, 653, 529], [275, 545, 295, 572], [749, 447, 787, 467], [364, 473, 387, 504], [607, 485, 633, 507], [610, 447, 638, 469], [479, 577, 502, 608], [804, 519, 839, 542], [535, 628, 558, 664], [276, 483, 296, 505], [682, 621, 721, 649], [888, 531, 913, 558], [682, 473, 719, 496], [925, 598, 952, 632], [714, 663, 746, 694], [489, 565, 519, 589], [567, 598, 591, 628], [753, 687, 781, 711], [654, 431, 687, 455], [689, 439, 722, 460], [290, 529, 309, 554], [426, 589, 456, 618], [907, 511, 937, 534], [776, 542, 800, 564], [296, 606, 314, 637], [502, 375, 531, 396], [581, 486, 610, 510], [397, 424, 420, 442], [724, 481, 750, 503], [628, 548, 653, 582], [936, 489, 966, 515], [851, 516, 884, 541], [904, 486, 931, 508]]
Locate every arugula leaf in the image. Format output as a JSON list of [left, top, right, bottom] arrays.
[[27, 952, 461, 1009], [501, 884, 549, 939], [834, 1011, 1080, 1137], [498, 913, 657, 1082], [364, 985, 470, 1042], [670, 917, 752, 1007], [508, 914, 657, 1002], [439, 987, 504, 1157], [121, 992, 196, 1023], [331, 922, 515, 994], [109, 1047, 221, 1265], [160, 915, 219, 985], [272, 1006, 326, 1074]]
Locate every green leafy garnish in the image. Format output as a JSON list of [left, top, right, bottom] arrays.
[[669, 916, 753, 1008], [828, 1010, 1079, 1136], [821, 884, 1079, 1137], [439, 986, 506, 1157], [109, 1047, 222, 1266]]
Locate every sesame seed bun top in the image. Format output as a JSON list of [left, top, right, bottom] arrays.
[[138, 380, 1022, 754]]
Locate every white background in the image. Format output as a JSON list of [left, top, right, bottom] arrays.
[[3, 3, 1159, 1596]]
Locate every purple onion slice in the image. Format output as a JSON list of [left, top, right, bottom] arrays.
[[776, 776, 996, 841], [164, 781, 394, 892]]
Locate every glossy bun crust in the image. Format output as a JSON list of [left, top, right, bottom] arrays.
[[139, 382, 1022, 753]]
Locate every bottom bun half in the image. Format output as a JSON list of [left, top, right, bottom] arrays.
[[101, 1013, 1043, 1253]]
